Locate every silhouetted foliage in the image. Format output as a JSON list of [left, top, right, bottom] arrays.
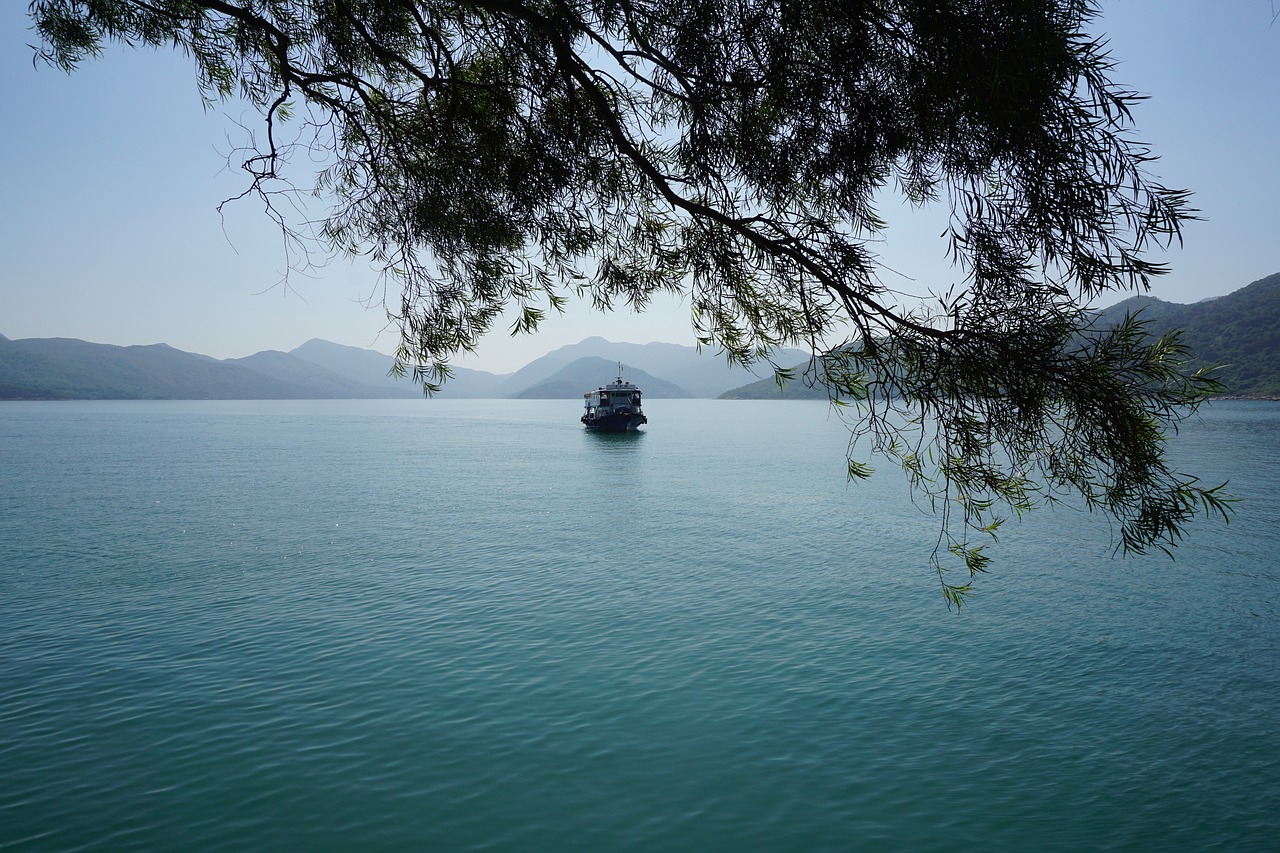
[[29, 0, 1232, 603]]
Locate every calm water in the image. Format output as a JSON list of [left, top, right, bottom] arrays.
[[1, 399, 1277, 851]]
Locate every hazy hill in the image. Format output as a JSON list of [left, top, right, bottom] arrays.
[[718, 359, 832, 400], [22, 273, 1277, 401], [0, 337, 305, 400], [289, 338, 506, 398], [0, 336, 701, 400], [722, 271, 1280, 400], [0, 332, 811, 400], [0, 335, 85, 399], [512, 357, 692, 399], [228, 349, 408, 398], [492, 337, 807, 397], [288, 338, 414, 395], [1093, 271, 1280, 397]]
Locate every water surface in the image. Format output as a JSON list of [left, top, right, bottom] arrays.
[[2, 399, 1276, 850]]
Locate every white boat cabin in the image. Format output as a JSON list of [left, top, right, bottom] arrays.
[[582, 378, 643, 417]]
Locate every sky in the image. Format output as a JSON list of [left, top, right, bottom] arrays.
[[1, 2, 1277, 374]]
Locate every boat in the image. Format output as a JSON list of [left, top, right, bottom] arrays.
[[581, 370, 648, 432]]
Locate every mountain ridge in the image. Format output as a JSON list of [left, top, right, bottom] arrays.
[[513, 357, 692, 399], [0, 334, 802, 400], [1091, 272, 1280, 397], [9, 273, 1277, 401], [719, 272, 1280, 400]]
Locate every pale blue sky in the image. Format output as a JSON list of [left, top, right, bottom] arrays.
[[1, 2, 1277, 372]]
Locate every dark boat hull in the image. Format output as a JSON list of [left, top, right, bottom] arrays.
[[581, 412, 648, 432]]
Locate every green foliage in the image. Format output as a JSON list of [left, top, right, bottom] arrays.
[[28, 0, 1231, 602]]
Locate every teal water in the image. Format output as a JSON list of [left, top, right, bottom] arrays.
[[1, 399, 1277, 851]]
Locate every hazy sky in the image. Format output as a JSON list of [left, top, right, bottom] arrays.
[[2, 2, 1277, 373]]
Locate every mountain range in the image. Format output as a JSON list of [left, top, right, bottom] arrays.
[[722, 271, 1280, 400], [0, 333, 804, 401], [6, 272, 1276, 401]]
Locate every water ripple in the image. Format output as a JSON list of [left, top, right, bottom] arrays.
[[1, 400, 1276, 851]]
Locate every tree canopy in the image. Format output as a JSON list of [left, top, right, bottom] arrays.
[[28, 0, 1231, 603]]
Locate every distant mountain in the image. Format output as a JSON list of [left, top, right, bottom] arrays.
[[1091, 293, 1188, 331], [412, 363, 509, 398], [228, 349, 407, 398], [0, 330, 813, 400], [0, 337, 305, 400], [0, 336, 429, 400], [718, 359, 832, 400], [289, 338, 506, 398], [491, 336, 807, 397], [12, 271, 1278, 400], [721, 272, 1280, 400], [288, 338, 413, 394], [1092, 272, 1280, 397], [512, 357, 692, 399], [34, 276, 1277, 402]]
